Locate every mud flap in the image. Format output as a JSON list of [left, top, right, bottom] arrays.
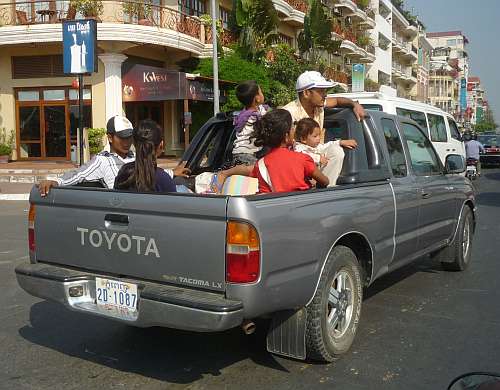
[[266, 308, 307, 360]]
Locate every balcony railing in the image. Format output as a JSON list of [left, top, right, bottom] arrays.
[[1, 0, 204, 41], [283, 0, 308, 13], [332, 24, 357, 44]]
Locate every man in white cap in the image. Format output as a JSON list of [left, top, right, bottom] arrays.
[[282, 71, 364, 185], [283, 70, 366, 139], [38, 115, 190, 196]]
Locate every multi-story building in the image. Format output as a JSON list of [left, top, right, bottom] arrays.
[[410, 27, 432, 103], [467, 76, 486, 126], [390, 3, 418, 98], [426, 31, 470, 124], [0, 0, 312, 161], [428, 47, 460, 116], [366, 0, 418, 98]]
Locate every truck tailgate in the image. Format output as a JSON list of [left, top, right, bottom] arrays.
[[32, 188, 228, 292]]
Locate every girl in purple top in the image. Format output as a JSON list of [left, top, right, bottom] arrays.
[[114, 120, 176, 193]]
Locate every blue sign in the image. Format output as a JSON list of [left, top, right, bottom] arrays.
[[460, 78, 467, 111], [63, 19, 97, 74]]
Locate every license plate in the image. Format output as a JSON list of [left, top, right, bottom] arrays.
[[95, 277, 138, 320]]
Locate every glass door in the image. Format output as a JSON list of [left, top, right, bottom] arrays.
[[18, 105, 42, 158], [42, 103, 69, 158]]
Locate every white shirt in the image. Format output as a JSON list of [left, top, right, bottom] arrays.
[[294, 141, 338, 166], [55, 151, 174, 189], [233, 105, 268, 155]]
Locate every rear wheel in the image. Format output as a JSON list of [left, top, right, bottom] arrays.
[[434, 206, 474, 271], [305, 246, 363, 362]]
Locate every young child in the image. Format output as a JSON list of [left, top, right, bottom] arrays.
[[114, 120, 176, 193], [232, 80, 270, 165], [216, 109, 329, 193], [294, 118, 356, 187]]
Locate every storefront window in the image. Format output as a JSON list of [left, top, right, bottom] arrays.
[[18, 91, 40, 101], [69, 89, 92, 100], [15, 86, 92, 160], [43, 89, 66, 101]]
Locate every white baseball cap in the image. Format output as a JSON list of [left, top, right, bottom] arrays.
[[295, 71, 334, 92], [106, 115, 133, 138]]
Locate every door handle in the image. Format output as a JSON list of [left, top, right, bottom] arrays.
[[421, 190, 431, 199], [104, 214, 129, 225]]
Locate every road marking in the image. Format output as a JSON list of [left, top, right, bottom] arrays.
[[0, 194, 29, 200], [0, 260, 12, 265]]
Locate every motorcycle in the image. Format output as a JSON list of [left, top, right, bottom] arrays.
[[466, 158, 479, 180]]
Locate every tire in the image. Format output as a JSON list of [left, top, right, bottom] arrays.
[[434, 206, 474, 271], [305, 245, 363, 363]]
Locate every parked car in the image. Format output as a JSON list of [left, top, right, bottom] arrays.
[[477, 134, 500, 167], [16, 109, 475, 363], [330, 92, 465, 165]]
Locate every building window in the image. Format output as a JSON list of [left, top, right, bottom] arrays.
[[446, 39, 457, 47], [219, 6, 229, 29], [15, 87, 92, 160], [179, 0, 206, 16]]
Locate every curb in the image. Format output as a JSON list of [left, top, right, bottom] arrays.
[[0, 194, 29, 201]]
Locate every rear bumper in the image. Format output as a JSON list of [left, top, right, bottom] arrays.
[[480, 155, 500, 165], [15, 262, 244, 332]]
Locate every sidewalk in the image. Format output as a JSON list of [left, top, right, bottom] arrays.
[[0, 157, 182, 200]]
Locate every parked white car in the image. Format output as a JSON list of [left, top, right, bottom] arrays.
[[330, 92, 465, 164]]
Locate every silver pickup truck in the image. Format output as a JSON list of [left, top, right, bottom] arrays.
[[16, 109, 475, 362]]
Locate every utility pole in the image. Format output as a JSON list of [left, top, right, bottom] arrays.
[[210, 0, 220, 115]]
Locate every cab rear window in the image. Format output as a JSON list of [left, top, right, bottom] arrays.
[[361, 104, 383, 111]]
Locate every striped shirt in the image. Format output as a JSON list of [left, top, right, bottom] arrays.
[[55, 151, 174, 189]]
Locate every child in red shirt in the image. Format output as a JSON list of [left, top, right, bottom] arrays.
[[216, 109, 329, 193]]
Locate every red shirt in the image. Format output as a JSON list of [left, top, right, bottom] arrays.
[[251, 147, 316, 193]]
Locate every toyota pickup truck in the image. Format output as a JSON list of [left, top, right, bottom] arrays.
[[16, 109, 476, 362]]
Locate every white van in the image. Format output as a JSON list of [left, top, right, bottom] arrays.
[[330, 92, 465, 164]]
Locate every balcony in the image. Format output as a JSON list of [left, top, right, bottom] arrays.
[[272, 0, 307, 26], [324, 68, 349, 85], [0, 0, 232, 57]]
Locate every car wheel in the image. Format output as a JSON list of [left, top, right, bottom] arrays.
[[305, 245, 363, 362], [436, 206, 474, 272]]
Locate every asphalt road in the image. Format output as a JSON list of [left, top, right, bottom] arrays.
[[1, 171, 499, 390]]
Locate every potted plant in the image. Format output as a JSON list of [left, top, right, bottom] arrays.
[[70, 0, 103, 19], [122, 0, 153, 26], [356, 34, 373, 49], [0, 128, 14, 163]]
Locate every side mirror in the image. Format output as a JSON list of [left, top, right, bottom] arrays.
[[445, 154, 465, 174], [448, 372, 500, 390]]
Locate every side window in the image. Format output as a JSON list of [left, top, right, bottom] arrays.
[[401, 123, 442, 176], [427, 114, 448, 142], [396, 107, 428, 131], [448, 119, 461, 141], [381, 118, 407, 177]]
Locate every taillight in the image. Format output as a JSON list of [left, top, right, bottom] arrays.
[[226, 221, 260, 283], [28, 204, 36, 253]]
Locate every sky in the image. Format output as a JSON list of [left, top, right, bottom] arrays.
[[405, 0, 499, 123]]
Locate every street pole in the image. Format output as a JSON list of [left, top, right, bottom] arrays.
[[210, 0, 220, 115], [78, 73, 84, 166]]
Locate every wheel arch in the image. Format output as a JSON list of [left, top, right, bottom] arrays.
[[306, 231, 374, 307]]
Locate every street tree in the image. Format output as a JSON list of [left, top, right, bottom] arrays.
[[232, 0, 279, 61], [297, 0, 341, 67]]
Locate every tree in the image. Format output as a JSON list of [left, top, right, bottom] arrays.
[[194, 51, 273, 111], [474, 120, 498, 133], [297, 0, 341, 65], [232, 0, 279, 61]]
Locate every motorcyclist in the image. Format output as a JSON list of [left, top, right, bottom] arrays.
[[464, 131, 484, 176]]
